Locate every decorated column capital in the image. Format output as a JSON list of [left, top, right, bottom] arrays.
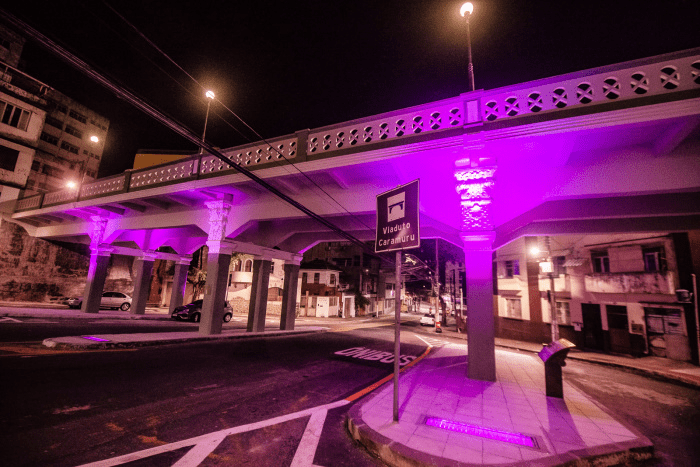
[[454, 166, 496, 232], [205, 199, 232, 243], [89, 215, 109, 252]]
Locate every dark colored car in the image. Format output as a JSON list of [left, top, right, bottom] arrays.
[[171, 299, 233, 323]]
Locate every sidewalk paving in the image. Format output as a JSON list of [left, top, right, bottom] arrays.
[[2, 304, 699, 466]]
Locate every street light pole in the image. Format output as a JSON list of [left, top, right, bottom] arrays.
[[545, 236, 560, 342], [199, 90, 215, 154], [460, 2, 475, 92]]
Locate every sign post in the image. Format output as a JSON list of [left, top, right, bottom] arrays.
[[376, 180, 420, 423]]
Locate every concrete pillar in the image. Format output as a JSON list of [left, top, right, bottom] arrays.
[[199, 197, 232, 335], [81, 249, 110, 314], [455, 161, 497, 382], [280, 261, 301, 330], [247, 258, 272, 332], [168, 259, 190, 316], [130, 254, 156, 315], [199, 247, 231, 336], [463, 234, 496, 381], [82, 215, 110, 314]]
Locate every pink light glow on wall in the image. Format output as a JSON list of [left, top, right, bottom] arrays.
[[425, 417, 536, 447]]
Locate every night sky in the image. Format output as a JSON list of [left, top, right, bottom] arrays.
[[4, 0, 699, 178]]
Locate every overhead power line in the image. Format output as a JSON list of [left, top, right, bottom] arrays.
[[0, 8, 380, 256]]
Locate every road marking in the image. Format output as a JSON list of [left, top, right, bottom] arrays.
[[290, 408, 328, 467], [0, 317, 22, 323], [77, 399, 350, 467]]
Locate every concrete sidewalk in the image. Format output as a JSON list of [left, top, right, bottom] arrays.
[[348, 342, 654, 466]]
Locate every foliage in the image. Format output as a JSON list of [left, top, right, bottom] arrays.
[[354, 290, 370, 312]]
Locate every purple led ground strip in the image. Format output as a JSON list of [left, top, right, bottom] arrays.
[[425, 417, 535, 447], [81, 336, 110, 342]]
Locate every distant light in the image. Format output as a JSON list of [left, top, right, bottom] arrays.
[[426, 417, 535, 447], [530, 247, 541, 256], [460, 2, 474, 17], [540, 261, 553, 273], [81, 336, 110, 342], [66, 181, 78, 189], [205, 90, 215, 100], [90, 135, 99, 143]]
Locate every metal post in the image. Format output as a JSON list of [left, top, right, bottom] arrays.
[[693, 274, 699, 365], [199, 99, 212, 155], [393, 250, 401, 422], [466, 13, 475, 92], [546, 236, 559, 341]]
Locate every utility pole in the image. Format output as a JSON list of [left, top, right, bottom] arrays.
[[546, 236, 559, 341]]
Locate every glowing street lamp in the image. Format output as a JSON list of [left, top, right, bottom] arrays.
[[90, 135, 99, 143], [199, 90, 216, 154], [460, 2, 476, 92]]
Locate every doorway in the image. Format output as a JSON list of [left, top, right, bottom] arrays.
[[606, 305, 631, 354], [582, 304, 604, 351]]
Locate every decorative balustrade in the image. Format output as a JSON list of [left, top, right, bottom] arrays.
[[43, 189, 78, 207], [307, 97, 465, 156], [15, 194, 43, 211], [80, 174, 128, 200], [199, 135, 298, 176], [480, 52, 700, 123], [12, 48, 699, 214], [129, 158, 199, 190]]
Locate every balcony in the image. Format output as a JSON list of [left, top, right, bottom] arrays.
[[584, 272, 675, 294]]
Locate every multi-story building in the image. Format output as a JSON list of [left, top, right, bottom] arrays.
[[298, 259, 343, 317], [495, 233, 698, 362], [0, 24, 109, 198]]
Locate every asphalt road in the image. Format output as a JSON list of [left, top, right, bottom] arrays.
[[564, 361, 700, 466], [0, 322, 426, 467]]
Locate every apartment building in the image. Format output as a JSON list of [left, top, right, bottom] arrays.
[[495, 233, 698, 362]]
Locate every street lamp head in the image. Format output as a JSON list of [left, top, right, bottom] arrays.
[[66, 181, 78, 190], [90, 135, 99, 143], [460, 2, 474, 17], [205, 90, 215, 100], [530, 246, 541, 256]]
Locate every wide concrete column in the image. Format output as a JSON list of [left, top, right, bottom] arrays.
[[81, 249, 111, 314], [81, 216, 110, 314], [199, 244, 231, 335], [455, 157, 497, 382], [280, 257, 302, 330], [168, 259, 191, 316], [199, 197, 232, 336], [247, 257, 272, 332], [130, 253, 156, 315]]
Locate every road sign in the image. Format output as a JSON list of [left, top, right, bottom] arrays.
[[375, 179, 420, 253]]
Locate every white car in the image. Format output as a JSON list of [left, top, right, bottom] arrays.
[[420, 313, 435, 326], [66, 292, 132, 311]]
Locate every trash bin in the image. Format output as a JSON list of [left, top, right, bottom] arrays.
[[537, 338, 576, 398]]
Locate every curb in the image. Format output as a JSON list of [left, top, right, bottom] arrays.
[[42, 327, 327, 350]]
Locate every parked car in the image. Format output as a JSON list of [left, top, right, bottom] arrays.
[[420, 313, 435, 326], [66, 292, 132, 311], [171, 299, 233, 323]]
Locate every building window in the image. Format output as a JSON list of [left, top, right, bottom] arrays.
[[31, 160, 41, 172], [40, 132, 59, 145], [0, 145, 20, 171], [45, 115, 63, 129], [329, 274, 336, 285], [505, 298, 522, 319], [60, 141, 79, 154], [270, 263, 274, 275], [234, 260, 242, 272], [0, 100, 31, 131], [553, 256, 567, 276], [314, 273, 320, 284], [302, 272, 308, 284], [505, 260, 519, 278], [69, 109, 87, 124], [64, 125, 83, 139], [556, 301, 571, 325], [643, 247, 666, 273], [591, 250, 610, 273], [244, 260, 252, 272], [55, 104, 67, 114]]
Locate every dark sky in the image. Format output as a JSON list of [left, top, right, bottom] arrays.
[[4, 0, 699, 177]]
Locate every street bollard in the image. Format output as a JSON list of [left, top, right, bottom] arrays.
[[537, 338, 576, 398]]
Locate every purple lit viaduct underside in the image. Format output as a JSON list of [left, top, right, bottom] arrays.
[[3, 48, 700, 381]]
